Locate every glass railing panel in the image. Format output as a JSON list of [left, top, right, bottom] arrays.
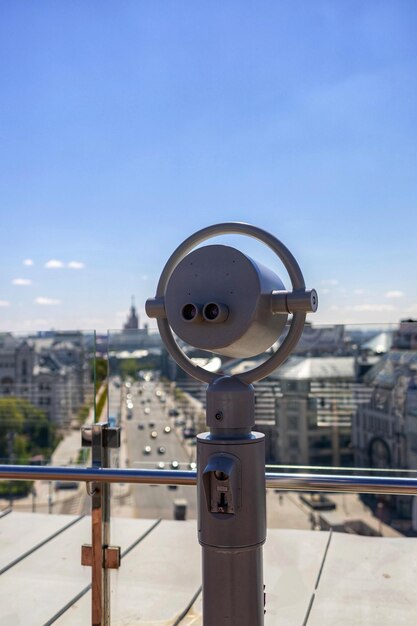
[[107, 328, 197, 520], [0, 329, 95, 516], [105, 320, 417, 534], [2, 472, 416, 625], [264, 489, 417, 625], [263, 320, 417, 539], [256, 323, 416, 471], [0, 486, 91, 623]]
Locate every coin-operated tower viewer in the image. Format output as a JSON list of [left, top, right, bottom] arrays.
[[146, 222, 318, 626]]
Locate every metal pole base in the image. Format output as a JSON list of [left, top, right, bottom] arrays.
[[202, 544, 264, 626]]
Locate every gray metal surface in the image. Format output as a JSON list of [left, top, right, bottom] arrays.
[[198, 433, 266, 548], [146, 222, 317, 384], [202, 545, 264, 625], [197, 377, 266, 625], [165, 244, 288, 357], [205, 375, 255, 430]]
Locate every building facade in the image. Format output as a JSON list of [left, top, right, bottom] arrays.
[[0, 332, 90, 426], [352, 321, 417, 523], [271, 356, 367, 467]]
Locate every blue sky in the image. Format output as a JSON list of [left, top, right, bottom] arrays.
[[0, 1, 416, 333]]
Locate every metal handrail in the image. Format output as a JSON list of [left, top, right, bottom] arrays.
[[2, 464, 417, 496]]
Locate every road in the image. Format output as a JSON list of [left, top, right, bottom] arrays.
[[5, 377, 389, 536], [120, 378, 197, 520]]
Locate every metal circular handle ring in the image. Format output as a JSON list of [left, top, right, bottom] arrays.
[[156, 222, 307, 384]]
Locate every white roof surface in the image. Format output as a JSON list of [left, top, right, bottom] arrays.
[[1, 512, 416, 625], [270, 356, 355, 380]]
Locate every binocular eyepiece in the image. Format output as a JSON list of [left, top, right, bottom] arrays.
[[181, 302, 229, 324], [146, 222, 317, 382]]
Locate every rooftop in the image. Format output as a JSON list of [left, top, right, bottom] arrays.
[[2, 511, 416, 625], [270, 355, 356, 380]]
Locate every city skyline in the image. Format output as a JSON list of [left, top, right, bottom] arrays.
[[1, 1, 416, 332]]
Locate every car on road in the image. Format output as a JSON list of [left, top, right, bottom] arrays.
[[183, 427, 197, 439], [171, 460, 179, 469], [143, 445, 152, 455], [148, 421, 155, 428], [55, 481, 78, 491], [169, 409, 179, 417], [156, 461, 165, 469], [150, 431, 158, 439], [144, 407, 151, 415], [174, 499, 188, 521], [157, 446, 166, 455], [137, 423, 144, 430], [188, 462, 197, 470], [164, 426, 171, 434]]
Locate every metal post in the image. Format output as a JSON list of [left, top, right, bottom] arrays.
[[197, 377, 266, 625], [81, 423, 121, 626], [92, 424, 107, 626], [48, 480, 53, 514], [145, 222, 319, 625], [31, 486, 36, 513]]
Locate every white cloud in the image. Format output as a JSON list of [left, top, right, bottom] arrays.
[[45, 259, 64, 269], [140, 275, 149, 281], [349, 304, 397, 312], [35, 297, 61, 306], [321, 279, 339, 286], [12, 278, 32, 286], [23, 259, 34, 266], [354, 289, 365, 295], [0, 300, 10, 307], [44, 259, 85, 269], [320, 288, 330, 295], [12, 278, 32, 287], [67, 261, 85, 269], [385, 290, 404, 299]]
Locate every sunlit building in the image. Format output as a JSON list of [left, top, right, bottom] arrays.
[[0, 332, 89, 426], [271, 356, 367, 467]]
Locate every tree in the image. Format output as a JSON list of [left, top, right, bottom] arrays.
[[0, 397, 56, 462], [119, 358, 138, 380], [0, 397, 56, 499], [94, 357, 108, 386]]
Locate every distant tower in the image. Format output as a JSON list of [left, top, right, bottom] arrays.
[[123, 296, 139, 330]]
